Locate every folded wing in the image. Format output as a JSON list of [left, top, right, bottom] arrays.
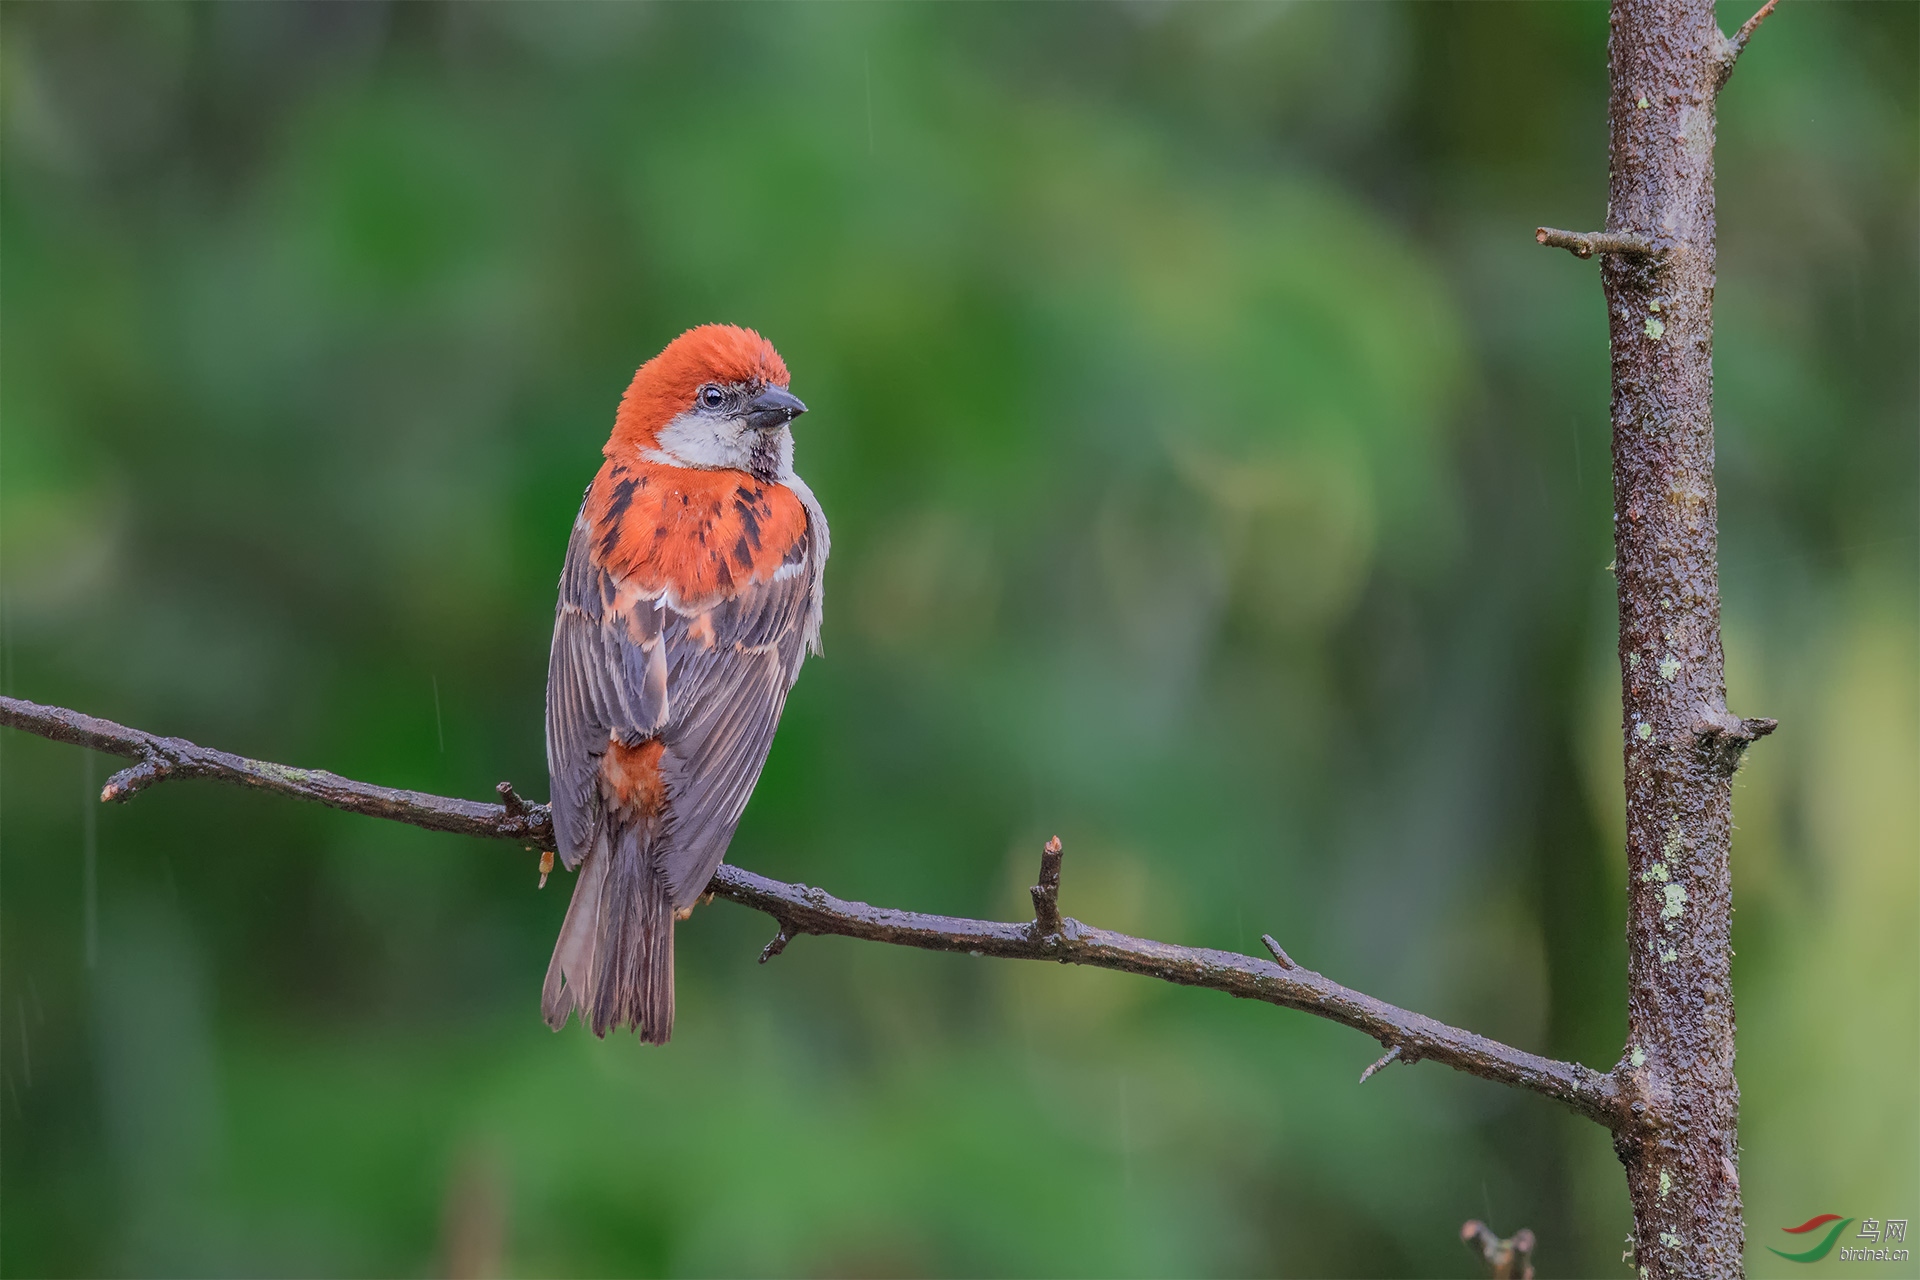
[[545, 464, 817, 901]]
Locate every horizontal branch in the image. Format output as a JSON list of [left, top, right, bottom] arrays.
[[0, 695, 550, 845], [0, 694, 1627, 1128], [1535, 226, 1657, 260], [711, 862, 1620, 1123]]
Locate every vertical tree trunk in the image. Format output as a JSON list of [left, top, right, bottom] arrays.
[[1601, 0, 1771, 1275]]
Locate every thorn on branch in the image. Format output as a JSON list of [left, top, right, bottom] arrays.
[[1535, 227, 1657, 260], [101, 752, 168, 803], [1461, 1220, 1536, 1280], [496, 780, 537, 819], [1692, 710, 1778, 775], [1260, 934, 1297, 970], [759, 921, 797, 964], [495, 780, 553, 847], [1717, 0, 1780, 83], [1359, 1043, 1403, 1083], [1029, 835, 1064, 937]]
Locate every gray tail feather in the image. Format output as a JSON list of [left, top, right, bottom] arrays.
[[541, 813, 675, 1043], [541, 823, 609, 1031]]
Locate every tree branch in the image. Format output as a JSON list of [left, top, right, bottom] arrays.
[[1461, 1220, 1537, 1280], [1535, 226, 1659, 259], [1, 694, 551, 845], [1029, 834, 1064, 935], [0, 693, 1627, 1128], [1715, 0, 1780, 85], [1593, 0, 1759, 1268]]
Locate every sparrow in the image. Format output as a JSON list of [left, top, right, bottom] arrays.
[[543, 324, 828, 1042]]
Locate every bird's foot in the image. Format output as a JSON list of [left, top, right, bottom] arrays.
[[674, 891, 715, 922]]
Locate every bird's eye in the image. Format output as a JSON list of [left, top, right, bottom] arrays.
[[699, 385, 726, 410]]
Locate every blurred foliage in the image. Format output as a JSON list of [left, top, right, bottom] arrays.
[[1, 3, 1914, 1277]]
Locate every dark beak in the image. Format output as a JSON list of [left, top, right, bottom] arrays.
[[744, 384, 807, 431]]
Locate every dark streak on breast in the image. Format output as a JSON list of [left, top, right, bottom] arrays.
[[598, 471, 640, 558], [734, 499, 762, 550]]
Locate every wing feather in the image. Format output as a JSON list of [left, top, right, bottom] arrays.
[[652, 526, 813, 905], [549, 500, 817, 864], [546, 513, 670, 868]]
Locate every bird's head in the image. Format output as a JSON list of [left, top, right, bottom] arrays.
[[608, 324, 806, 482]]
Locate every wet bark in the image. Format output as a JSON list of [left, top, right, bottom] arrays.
[[1598, 0, 1774, 1274]]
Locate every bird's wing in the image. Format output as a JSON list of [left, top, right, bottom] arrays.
[[546, 506, 671, 869], [547, 458, 819, 895], [654, 529, 813, 905]]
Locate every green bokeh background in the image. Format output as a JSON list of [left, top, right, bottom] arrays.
[[2, 3, 1914, 1276]]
